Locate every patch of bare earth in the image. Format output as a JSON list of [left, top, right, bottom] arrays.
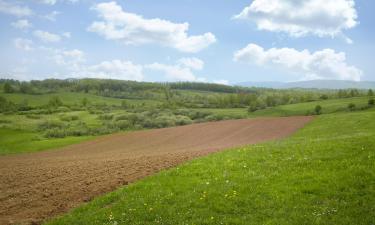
[[0, 116, 313, 224]]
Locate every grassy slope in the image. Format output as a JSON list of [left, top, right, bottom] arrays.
[[0, 92, 159, 107], [46, 109, 375, 225], [250, 96, 370, 117], [0, 129, 93, 155]]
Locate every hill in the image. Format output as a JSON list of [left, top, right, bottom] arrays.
[[237, 80, 375, 89]]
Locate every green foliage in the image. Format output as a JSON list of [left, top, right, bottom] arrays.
[[314, 105, 322, 115], [3, 82, 15, 93], [369, 98, 375, 106], [348, 103, 356, 111], [367, 89, 374, 96], [48, 96, 63, 108], [46, 110, 375, 225], [319, 94, 328, 100]]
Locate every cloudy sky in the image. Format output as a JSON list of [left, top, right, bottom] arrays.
[[0, 0, 374, 84]]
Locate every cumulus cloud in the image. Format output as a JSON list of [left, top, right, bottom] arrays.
[[177, 57, 204, 70], [213, 79, 229, 85], [88, 1, 216, 53], [13, 38, 34, 51], [146, 58, 206, 82], [233, 0, 358, 41], [84, 60, 144, 81], [35, 0, 79, 5], [11, 19, 32, 30], [43, 11, 60, 21], [0, 0, 33, 17], [33, 30, 61, 43], [62, 32, 71, 38], [54, 49, 85, 69], [36, 0, 57, 4], [234, 43, 362, 81]]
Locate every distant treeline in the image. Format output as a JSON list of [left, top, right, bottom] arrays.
[[1, 79, 373, 112]]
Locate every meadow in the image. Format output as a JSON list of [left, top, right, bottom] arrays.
[[0, 83, 373, 155], [45, 108, 375, 225]]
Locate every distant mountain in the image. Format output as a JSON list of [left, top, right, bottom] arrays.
[[236, 80, 375, 89]]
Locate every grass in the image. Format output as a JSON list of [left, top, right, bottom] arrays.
[[250, 96, 370, 117], [0, 92, 159, 107], [0, 128, 93, 155], [0, 95, 372, 155], [46, 108, 375, 225]]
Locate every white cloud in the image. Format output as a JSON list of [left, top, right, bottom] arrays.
[[33, 30, 61, 43], [213, 79, 229, 85], [146, 58, 206, 81], [35, 0, 79, 5], [88, 1, 216, 53], [13, 38, 34, 51], [84, 60, 144, 81], [11, 19, 32, 30], [36, 0, 57, 5], [0, 0, 33, 17], [43, 11, 60, 21], [62, 32, 71, 38], [177, 57, 204, 70], [234, 0, 358, 40], [234, 43, 362, 81], [54, 49, 85, 69]]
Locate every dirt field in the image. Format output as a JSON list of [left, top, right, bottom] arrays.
[[0, 116, 312, 225]]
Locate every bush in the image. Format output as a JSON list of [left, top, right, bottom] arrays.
[[368, 98, 375, 106], [44, 128, 67, 138], [314, 105, 322, 115], [175, 115, 193, 125], [116, 120, 132, 130], [38, 120, 65, 131], [60, 114, 79, 122], [98, 114, 114, 120], [48, 96, 63, 108], [348, 103, 356, 111]]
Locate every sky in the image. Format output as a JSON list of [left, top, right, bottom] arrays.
[[0, 0, 374, 84]]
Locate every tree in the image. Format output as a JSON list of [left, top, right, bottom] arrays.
[[319, 94, 328, 100], [121, 100, 128, 109], [368, 89, 374, 97], [368, 98, 375, 106], [81, 97, 89, 107], [314, 105, 322, 115], [348, 103, 356, 111], [247, 102, 258, 113], [3, 83, 14, 93], [48, 96, 63, 108]]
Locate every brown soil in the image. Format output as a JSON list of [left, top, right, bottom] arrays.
[[0, 116, 313, 225]]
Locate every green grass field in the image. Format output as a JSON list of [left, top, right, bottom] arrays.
[[0, 92, 159, 107], [46, 108, 375, 225], [0, 94, 373, 155], [249, 96, 370, 117]]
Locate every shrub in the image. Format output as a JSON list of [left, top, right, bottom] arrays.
[[60, 114, 79, 122], [314, 105, 322, 115], [98, 114, 114, 120], [368, 98, 375, 106], [116, 120, 132, 130], [175, 115, 193, 125], [48, 96, 63, 108], [38, 120, 65, 131], [44, 128, 67, 138], [348, 103, 356, 111]]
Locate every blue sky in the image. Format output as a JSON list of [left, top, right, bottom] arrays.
[[0, 0, 374, 84]]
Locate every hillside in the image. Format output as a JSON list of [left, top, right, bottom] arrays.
[[237, 80, 375, 89]]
